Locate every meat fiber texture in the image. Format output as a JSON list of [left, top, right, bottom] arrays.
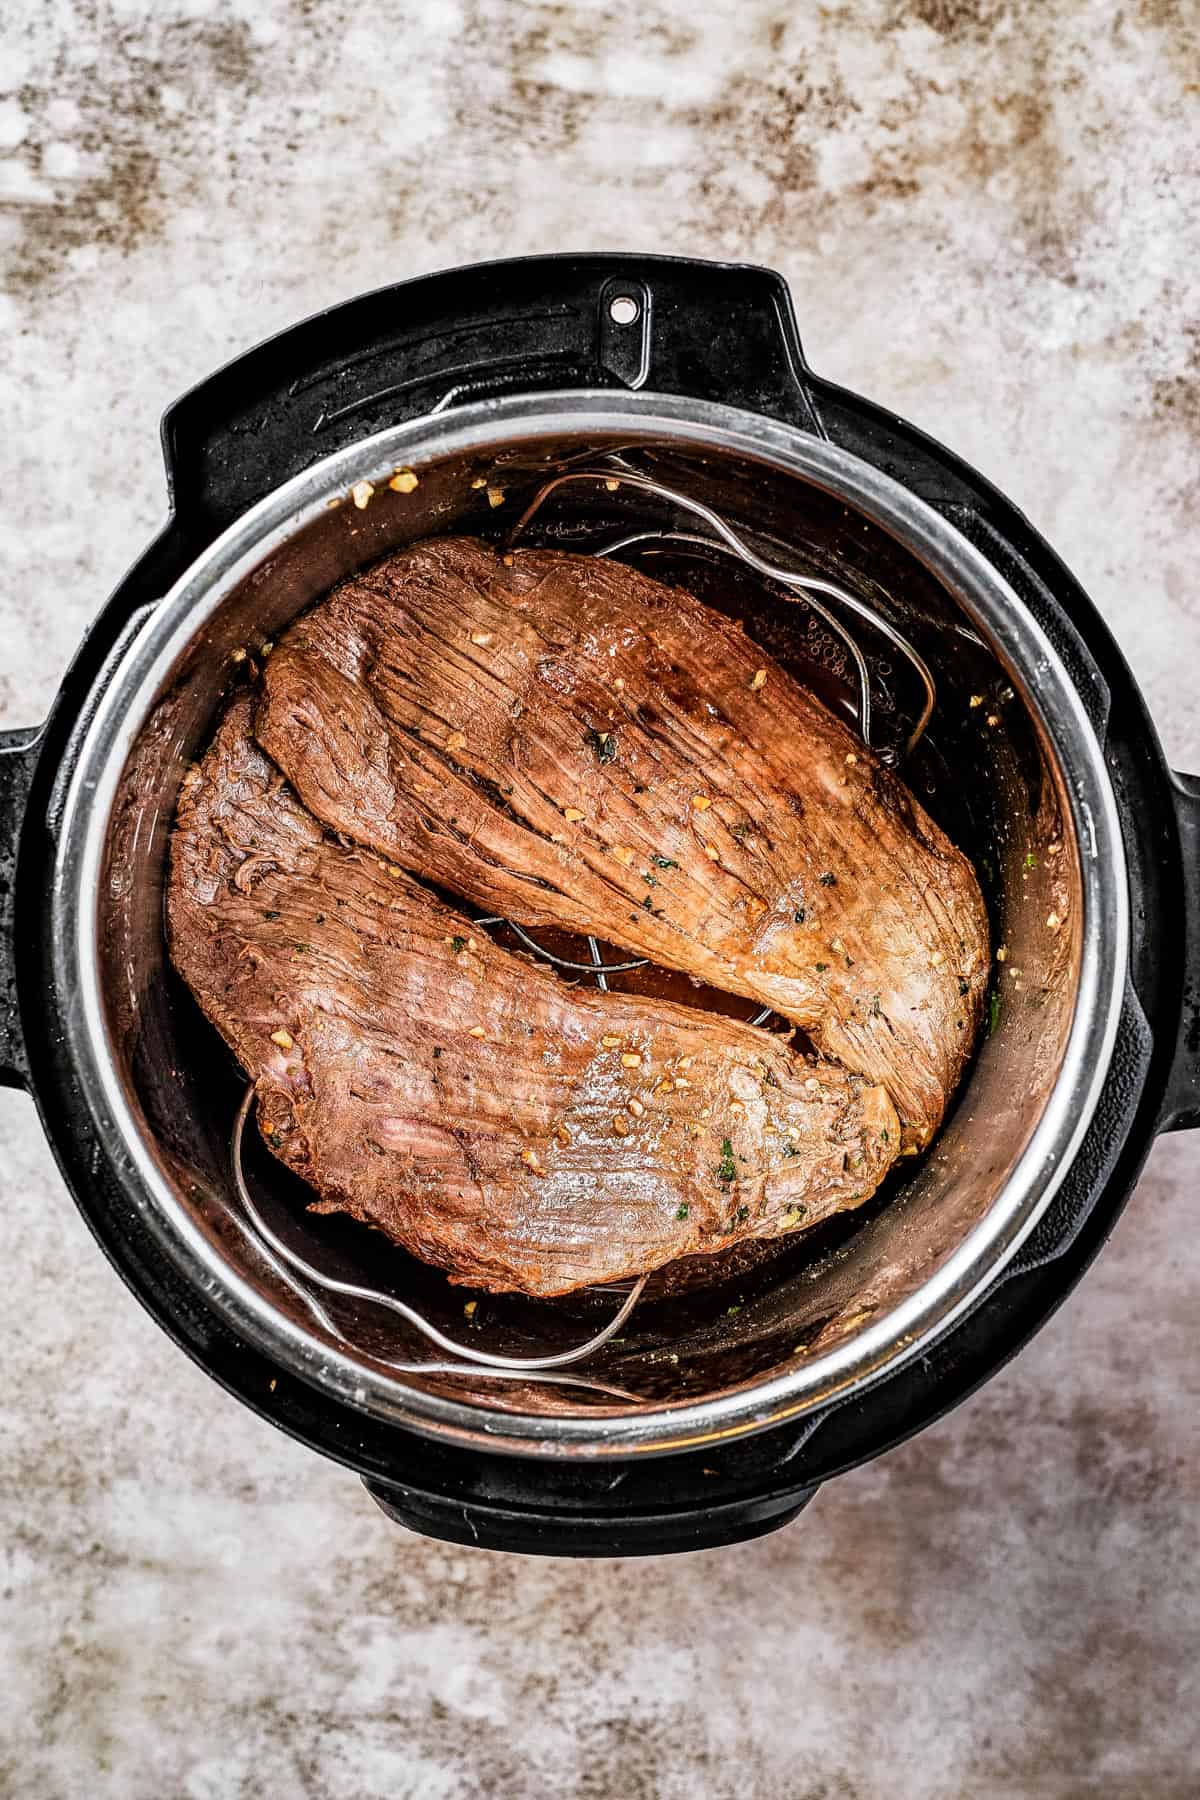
[[168, 700, 898, 1297], [257, 537, 989, 1152]]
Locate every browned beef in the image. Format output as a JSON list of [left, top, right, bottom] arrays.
[[257, 537, 989, 1147], [168, 701, 899, 1297]]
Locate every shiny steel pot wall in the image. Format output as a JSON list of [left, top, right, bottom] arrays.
[[52, 395, 1126, 1457]]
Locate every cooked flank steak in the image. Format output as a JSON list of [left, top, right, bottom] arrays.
[[168, 701, 899, 1298], [257, 537, 989, 1148]]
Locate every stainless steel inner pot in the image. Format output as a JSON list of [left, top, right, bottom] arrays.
[[52, 394, 1127, 1458]]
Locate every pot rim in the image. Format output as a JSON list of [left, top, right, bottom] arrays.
[[52, 391, 1129, 1459]]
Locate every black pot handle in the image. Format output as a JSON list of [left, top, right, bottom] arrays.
[[162, 254, 825, 544], [363, 1474, 819, 1558], [1158, 772, 1200, 1131], [358, 1417, 824, 1557], [0, 726, 41, 1092]]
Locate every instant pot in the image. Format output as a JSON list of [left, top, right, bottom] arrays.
[[3, 255, 1196, 1555]]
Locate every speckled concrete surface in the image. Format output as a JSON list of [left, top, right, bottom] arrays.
[[2, 2, 1199, 1795]]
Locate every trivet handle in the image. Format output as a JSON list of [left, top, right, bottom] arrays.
[[1158, 772, 1200, 1131], [0, 725, 41, 1090]]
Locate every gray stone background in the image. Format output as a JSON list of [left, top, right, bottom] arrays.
[[2, 1, 1198, 1794]]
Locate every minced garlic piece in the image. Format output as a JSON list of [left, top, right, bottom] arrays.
[[521, 1148, 543, 1171], [446, 730, 467, 753], [996, 945, 1008, 963], [351, 479, 375, 509], [468, 1025, 487, 1039], [930, 949, 945, 966], [969, 694, 984, 708], [463, 1299, 477, 1318], [612, 846, 635, 866], [389, 469, 419, 493], [564, 807, 585, 823], [674, 1077, 691, 1090], [1047, 911, 1062, 930], [486, 486, 505, 508], [601, 1035, 621, 1049], [470, 476, 487, 489], [703, 844, 720, 861], [749, 668, 767, 692], [621, 1052, 642, 1068], [628, 1098, 645, 1117], [270, 1029, 294, 1050], [691, 794, 711, 811], [470, 630, 493, 647], [612, 1115, 630, 1135]]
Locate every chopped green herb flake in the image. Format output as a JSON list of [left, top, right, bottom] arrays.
[[651, 854, 678, 870], [675, 1203, 690, 1221], [264, 910, 280, 921], [294, 943, 311, 952], [585, 727, 617, 764], [642, 871, 658, 887], [433, 1047, 443, 1058], [450, 935, 467, 953], [716, 1138, 737, 1184], [815, 962, 828, 973], [793, 908, 806, 924], [869, 993, 881, 1016], [1024, 851, 1038, 869], [730, 821, 752, 842], [819, 871, 837, 887], [958, 978, 970, 996], [881, 1128, 889, 1143], [641, 894, 653, 909], [735, 1204, 749, 1222], [726, 1303, 742, 1316], [783, 1143, 799, 1156]]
